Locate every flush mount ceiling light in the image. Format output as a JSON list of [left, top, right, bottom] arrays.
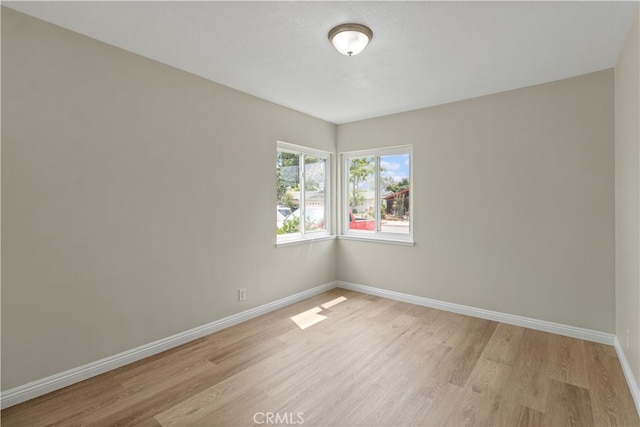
[[328, 23, 373, 56]]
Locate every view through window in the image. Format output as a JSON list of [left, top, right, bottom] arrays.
[[344, 147, 412, 238], [277, 142, 330, 242]]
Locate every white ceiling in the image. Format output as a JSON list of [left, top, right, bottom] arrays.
[[4, 1, 638, 124]]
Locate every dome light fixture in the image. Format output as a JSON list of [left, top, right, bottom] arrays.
[[328, 23, 373, 56]]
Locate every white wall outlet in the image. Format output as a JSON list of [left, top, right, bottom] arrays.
[[626, 329, 630, 350], [238, 288, 247, 301]]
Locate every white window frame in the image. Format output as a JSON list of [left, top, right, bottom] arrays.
[[277, 141, 332, 246], [341, 145, 414, 245]]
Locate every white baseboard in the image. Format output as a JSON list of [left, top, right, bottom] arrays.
[[4, 280, 632, 415], [0, 281, 337, 409], [337, 281, 616, 345], [340, 281, 640, 418], [614, 336, 640, 417], [339, 282, 640, 418]]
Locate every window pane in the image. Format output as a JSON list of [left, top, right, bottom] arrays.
[[347, 156, 376, 232], [277, 151, 300, 234], [304, 156, 326, 232], [380, 153, 410, 234]]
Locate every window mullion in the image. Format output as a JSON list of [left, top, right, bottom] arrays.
[[300, 153, 305, 235], [343, 156, 349, 235], [375, 156, 381, 232]]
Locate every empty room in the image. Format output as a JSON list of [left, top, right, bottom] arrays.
[[2, 1, 639, 426]]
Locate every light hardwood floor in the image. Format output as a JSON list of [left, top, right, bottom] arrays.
[[2, 289, 639, 426]]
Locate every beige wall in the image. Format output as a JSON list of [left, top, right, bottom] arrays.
[[616, 5, 640, 386], [1, 5, 625, 395], [337, 70, 615, 333], [1, 8, 336, 390]]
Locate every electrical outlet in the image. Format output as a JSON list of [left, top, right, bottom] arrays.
[[627, 329, 630, 350], [238, 288, 247, 301]]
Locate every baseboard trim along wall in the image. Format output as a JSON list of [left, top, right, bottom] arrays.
[[3, 280, 633, 413], [337, 281, 616, 345], [337, 281, 640, 417], [0, 281, 337, 409], [614, 336, 640, 417]]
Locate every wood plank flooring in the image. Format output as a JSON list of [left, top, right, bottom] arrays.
[[2, 289, 639, 426]]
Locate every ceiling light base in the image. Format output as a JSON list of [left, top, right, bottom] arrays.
[[328, 23, 373, 56]]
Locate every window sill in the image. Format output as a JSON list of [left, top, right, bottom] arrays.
[[338, 235, 415, 246], [276, 235, 336, 248]]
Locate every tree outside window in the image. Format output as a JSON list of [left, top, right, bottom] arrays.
[[343, 147, 412, 239]]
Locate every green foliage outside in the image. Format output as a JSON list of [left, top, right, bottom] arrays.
[[349, 157, 374, 211], [395, 196, 406, 217], [386, 177, 409, 219], [279, 191, 297, 210], [386, 178, 409, 193], [277, 151, 299, 204], [277, 215, 300, 234]]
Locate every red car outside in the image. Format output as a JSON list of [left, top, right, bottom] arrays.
[[348, 211, 375, 230]]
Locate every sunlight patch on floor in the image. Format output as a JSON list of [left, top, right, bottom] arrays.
[[290, 307, 327, 330], [290, 296, 348, 330], [321, 296, 348, 309]]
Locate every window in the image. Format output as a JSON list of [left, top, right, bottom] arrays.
[[342, 146, 413, 243], [277, 141, 331, 244]]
